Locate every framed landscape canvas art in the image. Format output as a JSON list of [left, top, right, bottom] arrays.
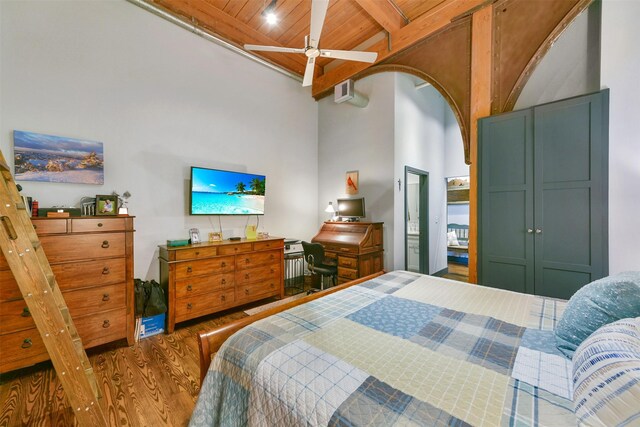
[[13, 130, 104, 184]]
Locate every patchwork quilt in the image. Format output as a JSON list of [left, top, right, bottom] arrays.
[[190, 271, 576, 426]]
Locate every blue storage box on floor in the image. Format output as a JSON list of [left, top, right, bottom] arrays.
[[139, 313, 165, 339]]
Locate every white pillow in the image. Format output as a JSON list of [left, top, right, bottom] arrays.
[[572, 317, 640, 426], [447, 231, 459, 246]]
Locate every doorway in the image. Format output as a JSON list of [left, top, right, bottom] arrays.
[[444, 176, 470, 282], [405, 166, 429, 274]]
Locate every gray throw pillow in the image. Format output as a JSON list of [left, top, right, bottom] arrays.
[[555, 271, 640, 359]]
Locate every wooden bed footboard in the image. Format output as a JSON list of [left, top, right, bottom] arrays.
[[197, 271, 385, 385]]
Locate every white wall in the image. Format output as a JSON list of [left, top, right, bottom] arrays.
[[515, 2, 600, 110], [394, 76, 448, 274], [317, 73, 395, 269], [444, 107, 469, 178], [601, 0, 640, 273], [0, 1, 318, 279]]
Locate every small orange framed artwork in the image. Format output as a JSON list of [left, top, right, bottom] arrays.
[[346, 170, 359, 195]]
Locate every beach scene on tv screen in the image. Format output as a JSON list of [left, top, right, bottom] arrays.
[[191, 168, 265, 215]]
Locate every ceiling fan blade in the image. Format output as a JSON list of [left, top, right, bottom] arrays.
[[309, 0, 329, 48], [244, 44, 305, 54], [302, 57, 316, 87], [320, 49, 378, 63]]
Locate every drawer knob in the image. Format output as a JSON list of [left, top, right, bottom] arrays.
[[270, 254, 274, 260], [245, 274, 250, 279], [187, 266, 192, 273], [221, 262, 226, 267], [270, 283, 274, 288], [97, 222, 103, 227], [244, 289, 249, 295], [102, 266, 110, 275], [221, 295, 226, 302], [101, 240, 110, 249], [195, 251, 200, 256], [102, 320, 110, 328], [21, 338, 32, 349], [245, 258, 250, 264], [187, 303, 193, 310], [102, 294, 110, 302], [221, 279, 226, 285], [270, 269, 275, 273], [21, 307, 31, 317], [187, 285, 193, 291], [33, 224, 37, 230]]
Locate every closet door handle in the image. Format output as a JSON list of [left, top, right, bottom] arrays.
[[535, 229, 542, 234], [527, 229, 533, 234]]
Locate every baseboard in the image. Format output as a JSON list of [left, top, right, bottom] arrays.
[[433, 267, 448, 277]]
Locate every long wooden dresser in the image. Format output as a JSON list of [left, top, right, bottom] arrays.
[[0, 216, 135, 373], [312, 222, 384, 284], [159, 237, 284, 333]]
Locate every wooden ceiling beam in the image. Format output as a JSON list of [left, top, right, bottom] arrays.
[[353, 0, 406, 33], [153, 0, 308, 72], [312, 0, 487, 97]]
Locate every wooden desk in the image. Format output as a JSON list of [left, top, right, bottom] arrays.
[[311, 222, 384, 284]]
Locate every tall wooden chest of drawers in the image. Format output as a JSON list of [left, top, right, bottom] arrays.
[[312, 222, 384, 284], [159, 237, 284, 333], [0, 216, 135, 373]]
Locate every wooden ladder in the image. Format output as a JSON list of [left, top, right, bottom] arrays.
[[0, 150, 107, 425]]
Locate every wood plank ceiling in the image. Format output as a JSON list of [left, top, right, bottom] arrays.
[[146, 0, 457, 95]]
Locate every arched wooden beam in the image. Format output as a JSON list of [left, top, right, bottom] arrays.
[[356, 64, 468, 166], [353, 17, 473, 163], [492, 0, 593, 113], [316, 0, 591, 165]]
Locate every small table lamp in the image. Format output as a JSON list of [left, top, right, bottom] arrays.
[[324, 202, 336, 221]]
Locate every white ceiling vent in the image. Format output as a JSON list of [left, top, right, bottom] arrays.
[[334, 79, 369, 108]]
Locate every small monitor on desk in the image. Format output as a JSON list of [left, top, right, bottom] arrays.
[[337, 197, 365, 221]]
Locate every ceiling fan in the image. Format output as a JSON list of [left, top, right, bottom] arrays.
[[244, 0, 378, 87]]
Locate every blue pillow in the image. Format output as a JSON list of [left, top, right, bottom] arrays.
[[555, 271, 640, 359]]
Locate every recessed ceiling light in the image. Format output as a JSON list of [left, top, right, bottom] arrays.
[[265, 12, 277, 25], [261, 0, 278, 25]]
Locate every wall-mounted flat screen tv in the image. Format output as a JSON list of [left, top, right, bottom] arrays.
[[190, 167, 266, 215]]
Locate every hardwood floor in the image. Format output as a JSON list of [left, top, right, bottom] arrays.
[[442, 262, 469, 282], [0, 302, 265, 426]]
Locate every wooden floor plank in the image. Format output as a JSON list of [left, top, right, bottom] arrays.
[[0, 297, 274, 426]]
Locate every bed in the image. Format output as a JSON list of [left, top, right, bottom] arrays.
[[190, 270, 584, 426]]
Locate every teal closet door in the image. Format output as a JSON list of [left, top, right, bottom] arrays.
[[478, 90, 608, 299], [478, 110, 534, 294], [533, 91, 608, 299]]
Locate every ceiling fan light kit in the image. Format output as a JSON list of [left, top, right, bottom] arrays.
[[244, 0, 378, 88]]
